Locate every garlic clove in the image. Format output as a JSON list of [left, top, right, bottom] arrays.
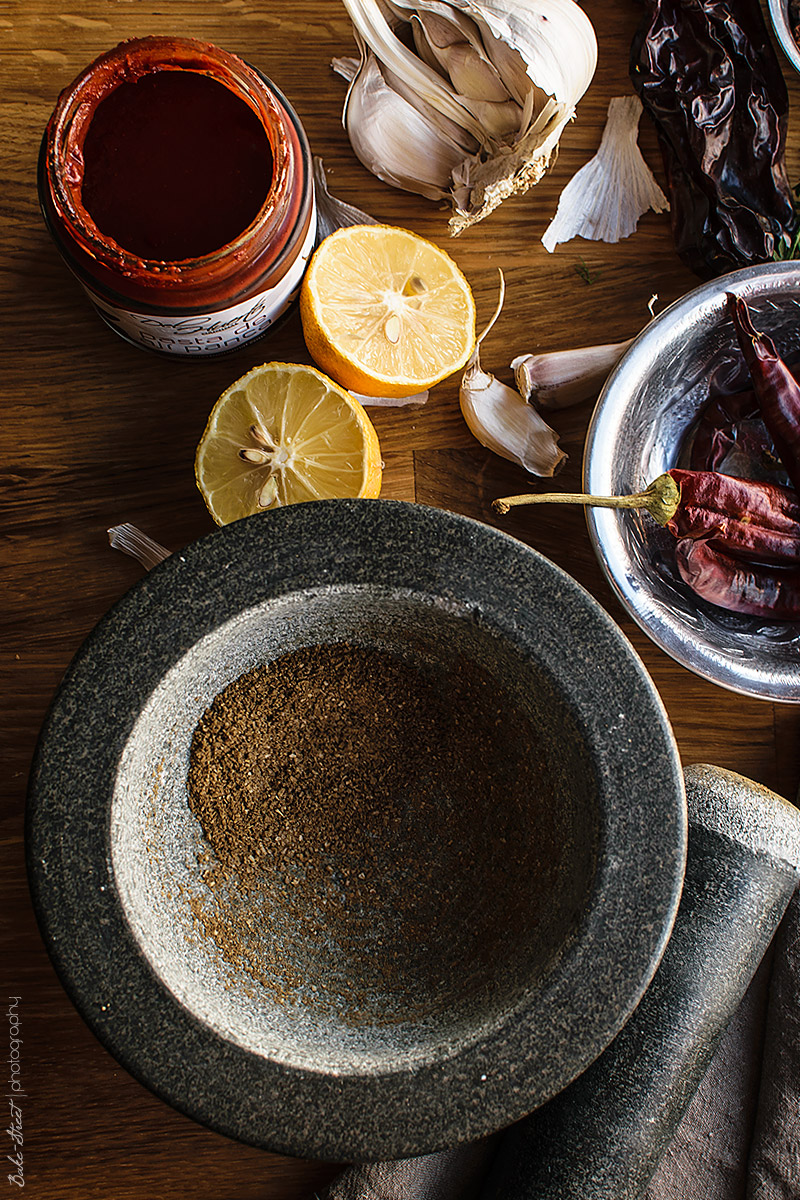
[[480, 28, 536, 108], [380, 59, 479, 152], [460, 348, 566, 476], [341, 0, 485, 139], [512, 339, 634, 409], [339, 49, 466, 199], [410, 1, 534, 111], [411, 16, 448, 75], [542, 95, 669, 252], [458, 95, 524, 140], [460, 271, 565, 476], [388, 0, 595, 104], [414, 11, 513, 103]]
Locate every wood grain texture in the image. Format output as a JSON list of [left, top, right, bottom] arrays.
[[2, 1, 799, 1196]]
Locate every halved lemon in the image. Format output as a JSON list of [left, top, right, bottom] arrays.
[[195, 362, 382, 525], [299, 223, 476, 398]]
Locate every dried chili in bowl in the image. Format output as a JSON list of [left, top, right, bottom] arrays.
[[687, 387, 786, 483], [495, 290, 800, 621], [675, 537, 800, 619], [493, 468, 800, 618], [494, 470, 800, 565], [727, 293, 800, 494], [791, 0, 800, 47], [666, 469, 800, 564]]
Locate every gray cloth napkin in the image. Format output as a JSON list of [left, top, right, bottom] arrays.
[[318, 889, 800, 1200], [747, 889, 800, 1200]]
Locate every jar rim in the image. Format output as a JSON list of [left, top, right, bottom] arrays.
[[42, 36, 297, 284]]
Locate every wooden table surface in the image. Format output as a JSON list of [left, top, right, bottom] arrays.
[[2, 1, 799, 1196]]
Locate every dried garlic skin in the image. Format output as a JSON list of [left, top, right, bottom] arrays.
[[312, 157, 378, 240], [337, 0, 597, 233], [351, 389, 429, 408], [541, 95, 669, 253], [108, 524, 170, 570]]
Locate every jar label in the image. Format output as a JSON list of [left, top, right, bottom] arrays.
[[86, 204, 317, 356]]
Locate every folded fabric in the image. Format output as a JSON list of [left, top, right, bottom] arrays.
[[645, 951, 772, 1200], [747, 888, 800, 1200]]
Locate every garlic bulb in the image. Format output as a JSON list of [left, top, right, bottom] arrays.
[[336, 0, 597, 233], [542, 95, 668, 252], [460, 275, 565, 476]]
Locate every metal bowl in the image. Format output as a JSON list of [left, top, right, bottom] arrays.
[[27, 500, 686, 1160], [768, 0, 800, 76], [584, 261, 800, 703]]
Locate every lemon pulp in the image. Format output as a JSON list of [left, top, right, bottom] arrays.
[[300, 223, 476, 398], [195, 362, 382, 525]]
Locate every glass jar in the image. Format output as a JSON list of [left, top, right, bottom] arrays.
[[38, 36, 316, 357]]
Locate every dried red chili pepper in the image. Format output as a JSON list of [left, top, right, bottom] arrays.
[[667, 469, 800, 563], [688, 389, 758, 473], [675, 537, 800, 619], [727, 293, 800, 495], [493, 468, 800, 565], [686, 387, 787, 483], [630, 0, 797, 278]]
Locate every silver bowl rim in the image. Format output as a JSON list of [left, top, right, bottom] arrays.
[[768, 0, 800, 76]]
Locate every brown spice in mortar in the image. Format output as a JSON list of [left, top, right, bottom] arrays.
[[186, 642, 565, 1023]]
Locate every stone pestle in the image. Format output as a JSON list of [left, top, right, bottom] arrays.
[[480, 763, 800, 1200]]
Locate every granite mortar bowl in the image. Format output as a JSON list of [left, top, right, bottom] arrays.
[[27, 500, 687, 1161], [585, 261, 800, 703]]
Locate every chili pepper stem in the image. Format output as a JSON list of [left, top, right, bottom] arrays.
[[492, 473, 681, 524]]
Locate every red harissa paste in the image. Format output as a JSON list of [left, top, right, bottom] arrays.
[[82, 70, 274, 262]]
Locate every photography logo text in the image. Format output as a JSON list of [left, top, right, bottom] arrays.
[[6, 998, 24, 1189]]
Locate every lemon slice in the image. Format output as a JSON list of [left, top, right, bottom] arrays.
[[299, 224, 476, 398], [195, 362, 382, 525]]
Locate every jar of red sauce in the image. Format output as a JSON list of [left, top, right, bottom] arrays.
[[38, 37, 316, 357]]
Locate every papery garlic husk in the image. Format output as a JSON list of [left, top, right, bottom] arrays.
[[351, 388, 430, 407], [512, 338, 634, 409], [542, 95, 669, 252], [337, 0, 597, 234], [313, 157, 378, 241], [108, 524, 170, 570]]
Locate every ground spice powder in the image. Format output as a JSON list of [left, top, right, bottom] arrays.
[[186, 642, 562, 1024]]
